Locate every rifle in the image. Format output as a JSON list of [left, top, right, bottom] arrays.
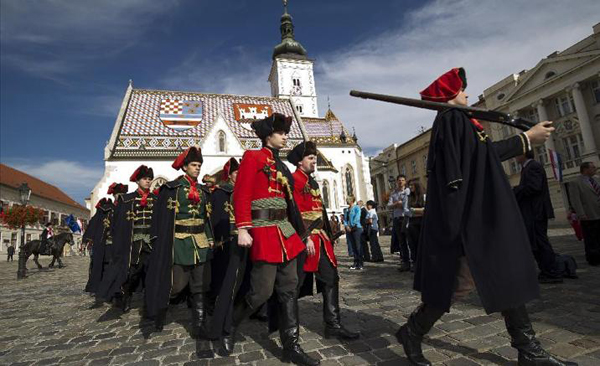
[[349, 90, 536, 131]]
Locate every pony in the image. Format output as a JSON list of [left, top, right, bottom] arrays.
[[22, 232, 74, 270]]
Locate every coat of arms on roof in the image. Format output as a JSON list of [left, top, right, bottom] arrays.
[[233, 103, 273, 131], [159, 99, 203, 132]]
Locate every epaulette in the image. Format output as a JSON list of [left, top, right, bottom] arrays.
[[119, 191, 138, 204]]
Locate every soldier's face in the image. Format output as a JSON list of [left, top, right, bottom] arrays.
[[449, 90, 469, 106], [137, 177, 152, 191], [266, 131, 288, 149], [299, 154, 317, 174], [184, 162, 202, 179], [230, 171, 239, 183]]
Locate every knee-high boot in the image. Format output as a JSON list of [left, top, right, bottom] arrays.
[[279, 296, 320, 366], [220, 297, 255, 356], [502, 305, 577, 366], [191, 293, 207, 339], [396, 303, 445, 366], [323, 282, 359, 340]]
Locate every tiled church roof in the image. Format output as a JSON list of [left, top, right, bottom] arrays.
[[110, 87, 356, 158]]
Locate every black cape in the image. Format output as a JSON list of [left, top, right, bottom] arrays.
[[414, 109, 540, 313], [96, 191, 156, 301], [144, 179, 212, 319], [84, 200, 114, 294]]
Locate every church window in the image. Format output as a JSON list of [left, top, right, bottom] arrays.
[[218, 131, 226, 153], [293, 78, 301, 87], [344, 165, 355, 199], [322, 180, 330, 209], [296, 105, 303, 113], [333, 181, 339, 209], [496, 93, 506, 101]]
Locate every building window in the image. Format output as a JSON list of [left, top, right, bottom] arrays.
[[423, 155, 428, 170], [51, 212, 58, 226], [509, 159, 521, 175], [401, 165, 406, 176], [555, 95, 575, 117], [534, 146, 548, 166], [26, 234, 32, 242], [296, 104, 303, 113], [322, 180, 330, 209], [293, 78, 301, 87], [544, 71, 556, 79], [218, 131, 226, 153], [562, 134, 585, 167], [411, 160, 417, 174], [525, 109, 539, 123], [592, 80, 600, 104]]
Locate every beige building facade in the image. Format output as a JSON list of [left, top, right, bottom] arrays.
[[476, 23, 600, 224]]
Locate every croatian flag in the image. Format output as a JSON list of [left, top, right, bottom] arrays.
[[548, 148, 563, 182], [159, 100, 203, 132]]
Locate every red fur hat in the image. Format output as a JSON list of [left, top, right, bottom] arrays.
[[107, 183, 128, 195], [419, 67, 467, 103], [222, 158, 240, 181], [172, 146, 203, 170], [129, 165, 154, 182]]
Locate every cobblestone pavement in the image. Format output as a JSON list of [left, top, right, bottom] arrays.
[[1, 230, 599, 366]]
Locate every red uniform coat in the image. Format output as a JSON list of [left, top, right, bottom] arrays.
[[292, 169, 337, 272], [234, 147, 305, 263]]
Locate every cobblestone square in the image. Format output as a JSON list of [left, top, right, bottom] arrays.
[[1, 230, 599, 365]]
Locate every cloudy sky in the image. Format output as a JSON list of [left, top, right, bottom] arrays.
[[1, 0, 598, 203]]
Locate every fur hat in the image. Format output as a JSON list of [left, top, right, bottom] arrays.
[[251, 113, 293, 139], [222, 157, 240, 181], [172, 146, 203, 170], [129, 165, 154, 182], [420, 67, 467, 102], [287, 141, 317, 166], [107, 183, 128, 195]]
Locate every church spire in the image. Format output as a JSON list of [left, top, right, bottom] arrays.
[[272, 0, 308, 60]]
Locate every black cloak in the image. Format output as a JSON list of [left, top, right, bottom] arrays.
[[144, 179, 212, 319], [414, 109, 540, 313], [84, 199, 114, 294], [97, 190, 157, 301]]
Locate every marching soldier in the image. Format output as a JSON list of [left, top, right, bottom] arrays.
[[86, 183, 128, 298], [145, 146, 215, 338], [106, 165, 157, 313], [397, 68, 576, 366], [288, 141, 359, 341], [220, 113, 318, 366]]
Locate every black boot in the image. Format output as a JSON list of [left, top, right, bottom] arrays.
[[280, 296, 320, 366], [502, 305, 577, 366], [220, 298, 255, 356], [121, 290, 133, 313], [323, 283, 359, 340], [154, 308, 167, 332], [191, 293, 207, 339], [396, 303, 445, 366]]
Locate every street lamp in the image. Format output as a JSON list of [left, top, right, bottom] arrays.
[[17, 182, 31, 280]]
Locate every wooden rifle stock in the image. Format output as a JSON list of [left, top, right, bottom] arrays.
[[349, 90, 535, 131]]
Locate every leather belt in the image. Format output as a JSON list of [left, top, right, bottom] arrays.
[[251, 208, 287, 221], [303, 219, 323, 231], [175, 224, 205, 234]]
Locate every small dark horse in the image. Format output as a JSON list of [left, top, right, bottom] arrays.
[[23, 232, 74, 270]]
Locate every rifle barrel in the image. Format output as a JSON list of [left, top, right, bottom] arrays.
[[349, 90, 535, 131]]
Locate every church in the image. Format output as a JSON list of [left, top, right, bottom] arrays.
[[88, 3, 374, 215]]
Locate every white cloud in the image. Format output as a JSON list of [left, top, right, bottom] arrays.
[[3, 159, 104, 204], [0, 0, 180, 80], [315, 0, 600, 154], [159, 0, 599, 156]]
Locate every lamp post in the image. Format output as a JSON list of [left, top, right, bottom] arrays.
[[17, 182, 32, 280]]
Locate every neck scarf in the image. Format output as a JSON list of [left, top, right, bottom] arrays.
[[185, 175, 200, 204], [137, 188, 150, 207]]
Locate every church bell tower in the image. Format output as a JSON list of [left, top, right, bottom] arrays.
[[268, 0, 319, 118]]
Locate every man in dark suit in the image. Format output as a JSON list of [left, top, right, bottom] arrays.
[[514, 151, 562, 283]]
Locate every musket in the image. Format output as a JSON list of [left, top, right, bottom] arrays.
[[349, 90, 536, 131]]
